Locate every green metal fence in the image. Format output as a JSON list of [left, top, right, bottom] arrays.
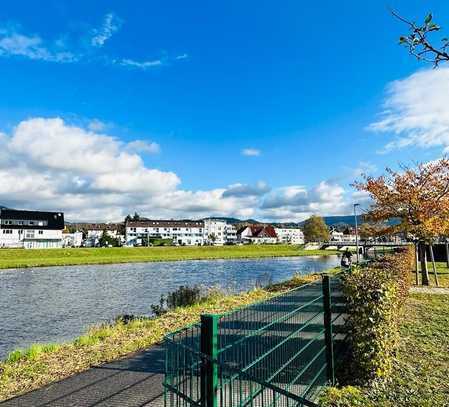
[[164, 275, 348, 407]]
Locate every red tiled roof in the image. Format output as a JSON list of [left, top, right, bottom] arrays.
[[239, 225, 277, 238]]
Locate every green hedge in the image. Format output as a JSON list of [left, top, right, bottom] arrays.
[[320, 248, 413, 406]]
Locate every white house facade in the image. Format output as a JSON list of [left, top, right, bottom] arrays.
[[203, 219, 238, 245], [275, 228, 305, 245], [126, 220, 205, 246], [238, 225, 278, 244], [0, 208, 64, 249], [62, 231, 83, 247]]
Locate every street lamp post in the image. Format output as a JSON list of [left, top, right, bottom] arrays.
[[354, 203, 360, 264]]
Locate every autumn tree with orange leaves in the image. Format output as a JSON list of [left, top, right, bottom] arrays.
[[355, 158, 449, 285]]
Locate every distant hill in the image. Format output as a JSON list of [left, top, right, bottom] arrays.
[[203, 217, 262, 225], [207, 215, 364, 228], [310, 215, 364, 227]]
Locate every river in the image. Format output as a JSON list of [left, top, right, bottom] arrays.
[[0, 255, 339, 359]]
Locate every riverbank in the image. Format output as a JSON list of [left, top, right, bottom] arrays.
[[0, 245, 337, 269], [0, 273, 318, 402]]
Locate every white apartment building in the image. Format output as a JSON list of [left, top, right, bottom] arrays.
[[0, 208, 64, 249], [225, 223, 238, 244], [126, 220, 205, 246], [203, 219, 238, 245], [275, 228, 305, 245]]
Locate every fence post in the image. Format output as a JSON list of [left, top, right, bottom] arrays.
[[201, 314, 218, 407], [322, 275, 335, 385]]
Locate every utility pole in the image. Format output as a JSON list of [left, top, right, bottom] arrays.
[[354, 203, 360, 264]]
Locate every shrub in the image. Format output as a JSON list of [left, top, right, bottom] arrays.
[[340, 247, 413, 384], [151, 285, 204, 316]]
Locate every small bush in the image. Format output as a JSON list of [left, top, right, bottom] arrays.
[[167, 285, 202, 308], [340, 247, 413, 384], [151, 285, 204, 316], [114, 314, 137, 324]]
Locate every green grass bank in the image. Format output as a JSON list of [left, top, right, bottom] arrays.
[[0, 245, 337, 270]]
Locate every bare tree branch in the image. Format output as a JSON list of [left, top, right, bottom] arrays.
[[392, 9, 449, 67]]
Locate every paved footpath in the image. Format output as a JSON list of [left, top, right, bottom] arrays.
[[0, 346, 165, 407], [410, 286, 449, 295]]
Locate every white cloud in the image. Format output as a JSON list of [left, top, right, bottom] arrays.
[[0, 18, 189, 71], [0, 118, 181, 220], [0, 117, 352, 222], [91, 13, 122, 47], [120, 58, 163, 69], [0, 26, 77, 63], [260, 182, 348, 221], [369, 68, 449, 152], [222, 181, 270, 198], [241, 148, 261, 157], [126, 140, 160, 155]]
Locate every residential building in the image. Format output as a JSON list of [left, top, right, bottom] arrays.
[[0, 208, 64, 249], [330, 230, 358, 243], [330, 230, 344, 242], [238, 225, 278, 244], [71, 223, 124, 247], [275, 227, 305, 245], [126, 220, 205, 246], [62, 231, 83, 247], [203, 219, 238, 245], [225, 223, 238, 244]]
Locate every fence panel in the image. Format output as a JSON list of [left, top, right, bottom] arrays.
[[164, 275, 348, 407]]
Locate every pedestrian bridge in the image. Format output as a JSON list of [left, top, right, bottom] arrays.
[[320, 241, 409, 250]]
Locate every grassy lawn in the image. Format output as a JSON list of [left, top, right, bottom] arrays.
[[0, 245, 337, 269], [363, 293, 449, 406]]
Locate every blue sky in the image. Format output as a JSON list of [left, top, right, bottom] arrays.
[[1, 1, 449, 222]]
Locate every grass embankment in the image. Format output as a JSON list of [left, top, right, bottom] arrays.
[[0, 274, 319, 402], [0, 245, 337, 269], [364, 293, 449, 406]]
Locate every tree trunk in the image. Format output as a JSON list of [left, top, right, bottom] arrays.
[[419, 242, 430, 286], [446, 241, 449, 269], [429, 244, 439, 287], [414, 243, 419, 285]]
